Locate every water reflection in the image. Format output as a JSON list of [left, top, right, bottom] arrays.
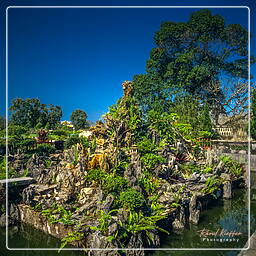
[[150, 189, 255, 256], [0, 189, 254, 256]]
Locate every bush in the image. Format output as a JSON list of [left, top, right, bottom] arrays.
[[64, 135, 80, 149], [0, 140, 5, 155], [120, 188, 145, 210], [36, 144, 56, 156], [86, 169, 128, 195], [0, 157, 6, 179], [86, 169, 106, 184], [64, 135, 88, 149], [51, 129, 69, 137], [102, 175, 128, 195], [136, 137, 157, 154], [219, 155, 244, 177], [8, 125, 27, 137], [141, 153, 165, 170], [79, 136, 89, 148]]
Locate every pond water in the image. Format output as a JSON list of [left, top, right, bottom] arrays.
[[0, 189, 255, 256], [150, 188, 256, 256]]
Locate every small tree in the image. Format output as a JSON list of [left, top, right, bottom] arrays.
[[251, 90, 256, 140], [70, 109, 88, 130]]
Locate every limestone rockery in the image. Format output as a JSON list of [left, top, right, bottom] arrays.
[[0, 143, 244, 255]]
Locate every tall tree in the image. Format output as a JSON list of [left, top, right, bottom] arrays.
[[133, 9, 253, 124], [47, 105, 63, 129], [70, 109, 88, 130], [10, 98, 62, 129], [0, 116, 5, 130], [251, 90, 256, 140]]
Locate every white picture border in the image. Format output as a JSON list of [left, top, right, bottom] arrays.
[[5, 5, 251, 251]]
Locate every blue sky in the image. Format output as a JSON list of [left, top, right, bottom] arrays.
[[0, 0, 255, 122]]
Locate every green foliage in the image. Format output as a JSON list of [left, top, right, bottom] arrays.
[[8, 125, 27, 137], [147, 111, 177, 142], [9, 98, 62, 129], [171, 185, 185, 207], [139, 173, 160, 195], [42, 205, 74, 225], [219, 155, 244, 177], [59, 231, 84, 251], [120, 188, 146, 211], [49, 129, 70, 141], [179, 162, 200, 178], [202, 175, 221, 196], [64, 134, 80, 149], [88, 209, 118, 235], [44, 159, 51, 168], [64, 134, 88, 149], [0, 116, 5, 130], [106, 95, 143, 146], [86, 169, 127, 195], [36, 144, 56, 156], [0, 157, 6, 179], [136, 137, 157, 154], [141, 153, 165, 170], [31, 202, 43, 211], [79, 136, 89, 148], [169, 96, 214, 137], [86, 168, 107, 185], [119, 211, 169, 236], [133, 9, 252, 123], [70, 109, 88, 130], [251, 89, 256, 140], [102, 175, 128, 195]]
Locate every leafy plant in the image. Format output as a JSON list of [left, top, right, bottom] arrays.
[[120, 188, 146, 211], [219, 155, 244, 177], [141, 153, 165, 170], [171, 185, 185, 207], [139, 173, 160, 195], [36, 143, 56, 156], [85, 168, 107, 185], [44, 159, 51, 168], [119, 211, 169, 236], [59, 231, 84, 251], [42, 205, 74, 225], [64, 135, 80, 149], [136, 138, 157, 154], [88, 209, 118, 235], [202, 175, 221, 196], [102, 175, 128, 195]]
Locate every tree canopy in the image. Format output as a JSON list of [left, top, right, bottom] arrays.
[[133, 9, 253, 124], [251, 89, 256, 140], [70, 109, 88, 130], [9, 98, 62, 129]]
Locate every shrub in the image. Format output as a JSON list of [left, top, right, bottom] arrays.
[[202, 175, 221, 196], [86, 169, 128, 195], [8, 125, 27, 137], [86, 169, 106, 185], [102, 175, 128, 195], [136, 137, 157, 154], [51, 129, 69, 137], [139, 173, 160, 195], [36, 144, 56, 156], [79, 136, 89, 148], [64, 134, 89, 149], [64, 135, 80, 149], [141, 153, 165, 170], [120, 188, 146, 210], [219, 155, 244, 177]]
